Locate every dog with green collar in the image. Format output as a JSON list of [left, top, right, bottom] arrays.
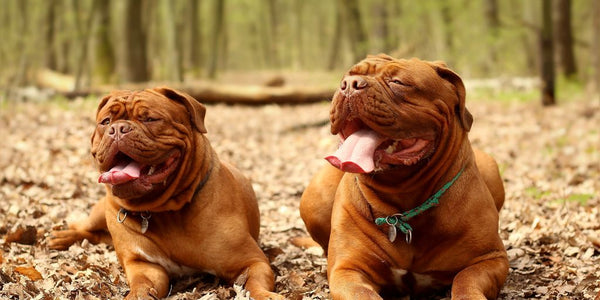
[[300, 54, 508, 299]]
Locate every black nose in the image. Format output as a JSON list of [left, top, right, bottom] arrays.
[[108, 122, 132, 140], [340, 75, 368, 92]]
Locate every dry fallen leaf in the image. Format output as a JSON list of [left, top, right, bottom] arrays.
[[0, 96, 598, 299], [4, 225, 37, 245], [14, 266, 43, 281]]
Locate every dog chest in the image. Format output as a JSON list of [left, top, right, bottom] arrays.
[[135, 246, 213, 277], [391, 268, 446, 294]]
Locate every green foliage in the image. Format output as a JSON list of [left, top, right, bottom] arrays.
[[552, 193, 595, 206], [0, 0, 597, 93], [525, 186, 551, 200]]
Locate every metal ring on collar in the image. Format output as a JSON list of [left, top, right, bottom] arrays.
[[117, 208, 128, 223]]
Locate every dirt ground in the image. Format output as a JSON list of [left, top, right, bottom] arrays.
[[0, 95, 598, 299]]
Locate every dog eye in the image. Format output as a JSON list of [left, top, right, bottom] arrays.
[[142, 117, 160, 123], [390, 79, 408, 86], [100, 117, 110, 125]]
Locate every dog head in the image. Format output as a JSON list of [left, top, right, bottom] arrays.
[[91, 87, 207, 208], [326, 54, 472, 173]]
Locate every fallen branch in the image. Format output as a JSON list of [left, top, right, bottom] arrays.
[[33, 69, 336, 105]]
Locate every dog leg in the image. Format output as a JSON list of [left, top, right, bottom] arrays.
[[239, 259, 284, 300], [123, 260, 170, 300], [299, 164, 343, 251], [48, 198, 111, 250], [450, 254, 509, 299], [328, 268, 382, 300]]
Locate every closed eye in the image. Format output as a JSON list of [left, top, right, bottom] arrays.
[[142, 117, 160, 123], [390, 79, 408, 86]]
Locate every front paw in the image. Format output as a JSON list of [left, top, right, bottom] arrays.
[[47, 229, 85, 250], [251, 291, 286, 300], [125, 287, 159, 300]]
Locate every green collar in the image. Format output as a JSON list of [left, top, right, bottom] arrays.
[[375, 166, 465, 244]]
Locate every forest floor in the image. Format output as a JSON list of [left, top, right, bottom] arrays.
[[0, 92, 599, 299]]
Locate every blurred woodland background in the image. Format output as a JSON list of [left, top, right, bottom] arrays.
[[1, 1, 599, 298], [1, 0, 599, 105]]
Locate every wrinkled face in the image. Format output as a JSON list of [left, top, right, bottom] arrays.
[[326, 54, 472, 173], [91, 88, 205, 200]]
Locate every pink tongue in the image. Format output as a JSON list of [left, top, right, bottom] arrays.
[[98, 161, 143, 184], [325, 129, 385, 173]]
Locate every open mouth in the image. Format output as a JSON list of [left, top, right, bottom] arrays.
[[98, 150, 180, 186], [326, 119, 434, 173]]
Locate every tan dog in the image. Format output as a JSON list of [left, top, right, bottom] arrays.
[[300, 55, 508, 299], [49, 87, 282, 300]]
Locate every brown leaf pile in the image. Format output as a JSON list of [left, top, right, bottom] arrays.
[[0, 96, 598, 299]]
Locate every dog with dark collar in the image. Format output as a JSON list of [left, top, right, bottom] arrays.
[[300, 54, 508, 299], [49, 87, 282, 300]]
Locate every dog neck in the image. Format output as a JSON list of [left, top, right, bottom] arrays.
[[358, 130, 471, 210]]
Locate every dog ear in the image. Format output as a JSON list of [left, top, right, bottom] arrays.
[[429, 62, 473, 131], [153, 87, 207, 133], [367, 53, 394, 61], [96, 94, 112, 115]]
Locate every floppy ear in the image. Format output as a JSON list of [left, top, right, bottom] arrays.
[[152, 87, 207, 133], [96, 94, 112, 116], [429, 62, 473, 131], [367, 53, 395, 61]]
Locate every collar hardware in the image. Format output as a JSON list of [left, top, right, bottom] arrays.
[[375, 166, 465, 244], [116, 160, 214, 234]]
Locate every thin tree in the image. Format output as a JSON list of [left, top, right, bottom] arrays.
[[207, 0, 225, 79], [121, 0, 150, 83], [342, 0, 368, 63], [160, 0, 183, 82], [593, 0, 600, 96], [44, 0, 58, 71], [553, 0, 577, 79], [484, 0, 500, 71], [327, 1, 343, 70], [540, 0, 555, 106], [73, 0, 100, 91], [186, 0, 201, 74], [266, 0, 280, 68], [93, 0, 115, 84]]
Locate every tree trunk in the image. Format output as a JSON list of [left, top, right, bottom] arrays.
[[160, 0, 183, 82], [121, 0, 149, 82], [207, 0, 225, 79], [186, 0, 201, 74], [484, 0, 499, 70], [371, 0, 391, 54], [266, 0, 280, 68], [341, 0, 368, 63], [440, 2, 455, 66], [327, 1, 343, 70], [593, 0, 600, 95], [44, 0, 57, 71], [73, 0, 99, 91], [540, 0, 556, 106], [292, 0, 304, 70], [93, 0, 115, 84], [553, 0, 577, 79], [56, 0, 71, 74]]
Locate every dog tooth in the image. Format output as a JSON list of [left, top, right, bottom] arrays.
[[386, 145, 395, 154], [148, 166, 156, 175]]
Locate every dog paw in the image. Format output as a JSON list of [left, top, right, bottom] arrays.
[[251, 291, 285, 300], [125, 287, 159, 300], [47, 229, 82, 250]]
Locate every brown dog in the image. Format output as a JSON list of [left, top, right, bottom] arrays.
[[49, 87, 282, 300], [300, 55, 508, 299]]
